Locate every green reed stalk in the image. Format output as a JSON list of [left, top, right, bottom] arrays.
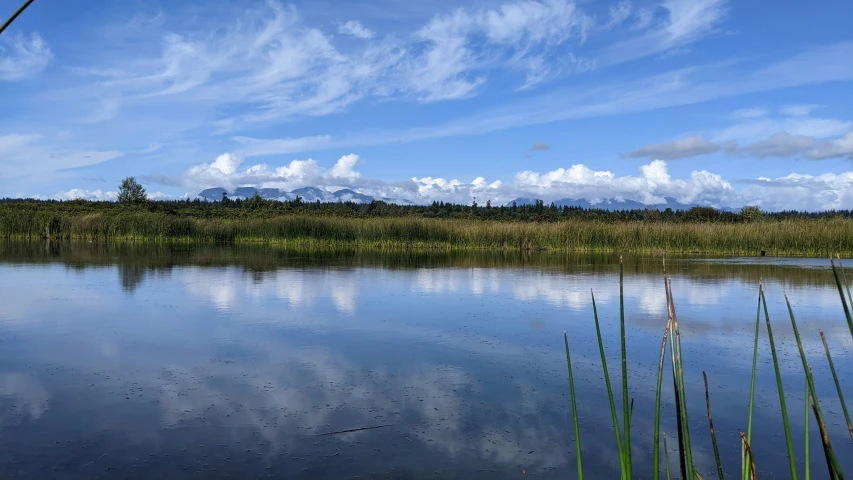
[[805, 376, 811, 480], [836, 255, 853, 309], [664, 433, 672, 480], [784, 296, 843, 479], [759, 286, 798, 480], [819, 329, 853, 441], [703, 371, 724, 479], [830, 258, 853, 339], [619, 256, 632, 478], [563, 329, 584, 480], [654, 318, 672, 480], [591, 290, 626, 479], [742, 286, 762, 480]]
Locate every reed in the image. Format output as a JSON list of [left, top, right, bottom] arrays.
[[665, 277, 696, 479], [555, 257, 853, 479], [619, 257, 632, 479], [739, 432, 757, 480], [653, 316, 672, 480], [563, 330, 584, 479], [742, 287, 761, 480], [784, 297, 843, 478], [590, 291, 627, 478], [2, 207, 853, 256], [703, 371, 724, 479], [830, 258, 853, 338], [805, 376, 811, 480], [760, 286, 799, 479], [819, 330, 853, 441]]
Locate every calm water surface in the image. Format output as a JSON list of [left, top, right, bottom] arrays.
[[1, 242, 851, 479]]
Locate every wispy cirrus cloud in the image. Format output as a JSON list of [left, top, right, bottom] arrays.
[[337, 20, 375, 39], [0, 134, 123, 180], [0, 32, 52, 81], [49, 0, 733, 132]]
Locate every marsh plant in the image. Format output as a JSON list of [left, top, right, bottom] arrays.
[[560, 256, 852, 479]]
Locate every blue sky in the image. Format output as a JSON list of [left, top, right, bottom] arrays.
[[1, 0, 852, 210]]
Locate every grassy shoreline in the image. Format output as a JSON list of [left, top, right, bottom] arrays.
[[2, 208, 853, 256]]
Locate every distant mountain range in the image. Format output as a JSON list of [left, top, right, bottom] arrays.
[[505, 196, 738, 212], [198, 186, 413, 205], [197, 187, 733, 211]]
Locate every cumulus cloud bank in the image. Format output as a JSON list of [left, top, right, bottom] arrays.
[[131, 152, 853, 211]]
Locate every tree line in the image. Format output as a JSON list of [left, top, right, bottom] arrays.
[[2, 177, 852, 223]]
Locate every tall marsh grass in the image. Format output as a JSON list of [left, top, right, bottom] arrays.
[[560, 258, 853, 479], [2, 210, 853, 255]]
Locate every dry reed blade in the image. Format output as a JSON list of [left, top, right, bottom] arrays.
[[739, 432, 757, 480], [667, 278, 696, 479], [810, 386, 840, 480], [760, 286, 799, 480], [784, 297, 843, 479], [819, 329, 853, 441], [665, 278, 688, 480], [563, 329, 584, 480], [703, 371, 724, 479]]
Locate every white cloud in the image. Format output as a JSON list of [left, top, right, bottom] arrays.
[[233, 135, 332, 157], [627, 109, 853, 161], [740, 171, 853, 211], [730, 107, 768, 119], [604, 1, 633, 30], [328, 153, 361, 181], [632, 8, 653, 30], [715, 116, 852, 143], [601, 0, 728, 65], [173, 153, 370, 192], [151, 151, 853, 210], [0, 133, 123, 179], [60, 0, 609, 128], [21, 188, 173, 201], [623, 135, 720, 160], [804, 132, 853, 160], [629, 129, 853, 161], [738, 132, 816, 158], [780, 104, 818, 116], [0, 32, 52, 81], [51, 189, 118, 201], [663, 0, 727, 43], [337, 20, 374, 39]]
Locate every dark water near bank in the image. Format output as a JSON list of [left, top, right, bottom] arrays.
[[1, 242, 851, 479]]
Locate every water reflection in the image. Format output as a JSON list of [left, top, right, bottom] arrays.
[[0, 241, 851, 478]]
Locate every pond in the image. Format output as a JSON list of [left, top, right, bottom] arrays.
[[0, 242, 850, 479]]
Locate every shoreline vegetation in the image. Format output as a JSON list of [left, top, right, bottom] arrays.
[[2, 198, 853, 256]]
